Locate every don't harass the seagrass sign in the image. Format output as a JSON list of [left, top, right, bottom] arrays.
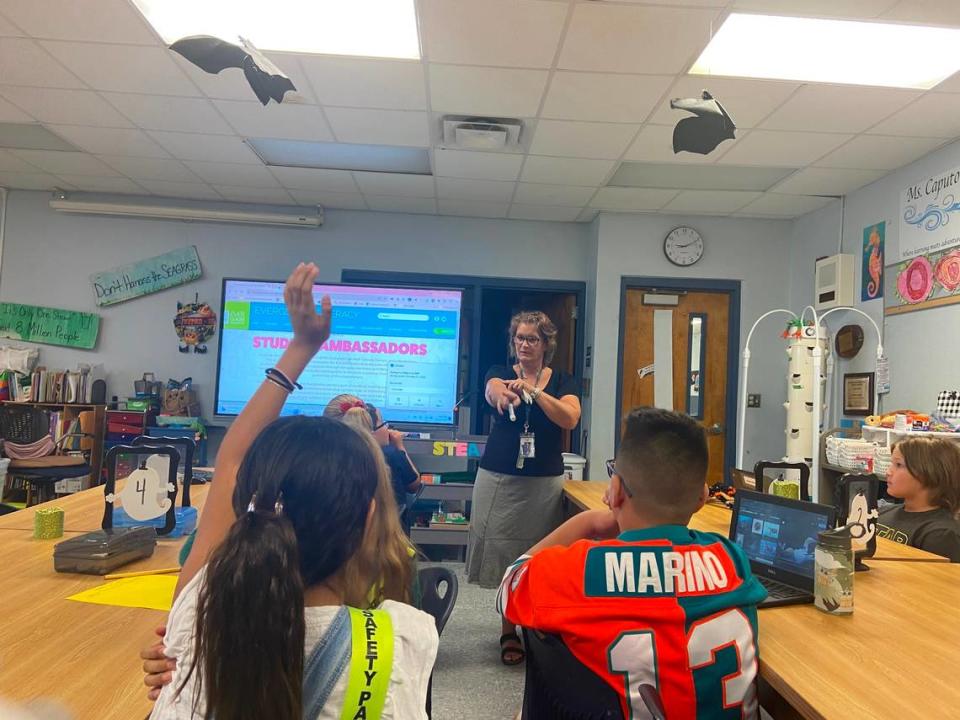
[[90, 246, 202, 307]]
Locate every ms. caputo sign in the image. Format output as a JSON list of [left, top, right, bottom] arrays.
[[90, 246, 202, 306], [901, 166, 960, 261]]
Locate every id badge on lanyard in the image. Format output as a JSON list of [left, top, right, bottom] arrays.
[[517, 411, 536, 469]]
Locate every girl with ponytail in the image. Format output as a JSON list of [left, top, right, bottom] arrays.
[[146, 263, 438, 720]]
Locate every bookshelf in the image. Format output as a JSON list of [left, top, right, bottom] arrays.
[[1, 401, 107, 497]]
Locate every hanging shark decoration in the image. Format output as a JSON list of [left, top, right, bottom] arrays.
[[170, 35, 296, 105], [669, 91, 736, 155]]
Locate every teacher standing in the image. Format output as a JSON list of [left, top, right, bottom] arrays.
[[466, 310, 581, 665]]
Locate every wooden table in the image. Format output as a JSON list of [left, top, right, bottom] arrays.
[[562, 480, 960, 720], [0, 484, 209, 719]]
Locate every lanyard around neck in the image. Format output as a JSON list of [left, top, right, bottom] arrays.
[[518, 366, 543, 433]]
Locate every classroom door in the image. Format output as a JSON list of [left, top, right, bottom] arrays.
[[621, 288, 730, 485]]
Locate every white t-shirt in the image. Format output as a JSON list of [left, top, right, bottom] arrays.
[[150, 569, 439, 720]]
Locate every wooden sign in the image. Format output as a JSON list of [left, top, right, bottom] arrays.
[[90, 246, 202, 306], [0, 302, 100, 349]]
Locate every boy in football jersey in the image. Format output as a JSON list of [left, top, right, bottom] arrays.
[[497, 407, 767, 719]]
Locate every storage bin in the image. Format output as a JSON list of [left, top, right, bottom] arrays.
[[562, 453, 587, 481]]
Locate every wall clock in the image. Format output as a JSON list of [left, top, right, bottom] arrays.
[[664, 226, 704, 267]]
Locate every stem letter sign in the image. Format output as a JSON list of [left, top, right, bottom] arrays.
[[0, 302, 100, 349], [90, 246, 202, 306]]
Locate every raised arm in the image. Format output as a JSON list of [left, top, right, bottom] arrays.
[[175, 262, 331, 598]]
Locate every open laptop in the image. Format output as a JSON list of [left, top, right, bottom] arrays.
[[729, 490, 836, 608]]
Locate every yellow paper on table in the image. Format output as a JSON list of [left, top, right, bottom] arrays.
[[67, 575, 177, 611]]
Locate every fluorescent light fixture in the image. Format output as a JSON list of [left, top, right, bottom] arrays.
[[132, 0, 420, 59], [691, 13, 960, 89], [609, 162, 795, 192], [50, 197, 322, 228], [249, 138, 431, 174]]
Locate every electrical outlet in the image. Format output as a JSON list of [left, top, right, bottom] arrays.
[[747, 393, 762, 408]]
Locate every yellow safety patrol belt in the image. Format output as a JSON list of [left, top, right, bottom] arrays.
[[339, 607, 394, 720]]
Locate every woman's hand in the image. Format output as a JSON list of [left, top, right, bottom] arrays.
[[141, 625, 174, 701], [283, 262, 332, 352], [388, 429, 406, 449], [505, 379, 535, 397], [495, 387, 521, 415]]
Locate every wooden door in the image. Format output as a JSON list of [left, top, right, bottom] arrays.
[[621, 289, 730, 485]]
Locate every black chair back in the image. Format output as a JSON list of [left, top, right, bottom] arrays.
[[0, 405, 50, 444], [417, 566, 458, 635]]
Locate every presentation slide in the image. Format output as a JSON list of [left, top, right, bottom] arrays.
[[216, 280, 462, 424]]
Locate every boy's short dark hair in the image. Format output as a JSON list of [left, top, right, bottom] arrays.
[[616, 407, 708, 522]]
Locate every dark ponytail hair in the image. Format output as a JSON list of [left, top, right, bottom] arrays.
[[180, 416, 382, 720]]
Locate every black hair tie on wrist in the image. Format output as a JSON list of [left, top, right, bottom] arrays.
[[265, 367, 302, 391]]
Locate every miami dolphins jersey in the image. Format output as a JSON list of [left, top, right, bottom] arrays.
[[497, 525, 768, 719]]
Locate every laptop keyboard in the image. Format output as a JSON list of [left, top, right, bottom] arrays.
[[758, 576, 805, 600]]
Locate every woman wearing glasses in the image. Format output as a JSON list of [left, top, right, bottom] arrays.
[[466, 310, 581, 666]]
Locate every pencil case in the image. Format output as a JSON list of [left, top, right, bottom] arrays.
[[53, 527, 157, 575]]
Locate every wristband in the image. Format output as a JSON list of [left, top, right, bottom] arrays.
[[265, 367, 302, 391], [265, 375, 292, 393], [531, 387, 542, 401]]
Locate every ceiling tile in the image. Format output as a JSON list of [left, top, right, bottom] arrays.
[[147, 131, 261, 164], [0, 170, 65, 190], [105, 93, 233, 134], [520, 156, 616, 185], [0, 38, 83, 89], [41, 42, 199, 96], [184, 161, 280, 187], [49, 125, 170, 158], [430, 65, 549, 117], [771, 167, 885, 195], [717, 129, 851, 166], [98, 154, 198, 181], [590, 187, 679, 210], [761, 85, 919, 134], [933, 70, 960, 93], [868, 94, 960, 138], [0, 13, 22, 36], [577, 208, 599, 222], [213, 100, 333, 141], [513, 182, 596, 206], [881, 0, 960, 24], [559, 4, 719, 74], [1, 0, 158, 44], [269, 166, 359, 193], [815, 135, 944, 170], [325, 108, 428, 147], [648, 77, 801, 128], [734, 0, 899, 17], [137, 179, 223, 200], [0, 87, 133, 127], [434, 149, 524, 181], [660, 189, 761, 213], [365, 195, 438, 214], [509, 204, 584, 222], [541, 73, 673, 123], [736, 193, 835, 216], [438, 199, 509, 218], [623, 124, 723, 164], [420, 0, 567, 68], [212, 185, 295, 205], [52, 174, 145, 193], [0, 149, 46, 172], [298, 57, 426, 110], [0, 97, 32, 123], [530, 120, 639, 160], [8, 149, 117, 175], [352, 172, 435, 197], [287, 190, 368, 210], [437, 177, 516, 202]]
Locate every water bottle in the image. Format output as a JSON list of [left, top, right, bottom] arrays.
[[814, 526, 854, 615]]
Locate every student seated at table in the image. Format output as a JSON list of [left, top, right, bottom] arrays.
[[497, 407, 767, 718], [146, 263, 438, 719], [878, 436, 960, 562]]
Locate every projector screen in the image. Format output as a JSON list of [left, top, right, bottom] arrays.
[[215, 278, 463, 424]]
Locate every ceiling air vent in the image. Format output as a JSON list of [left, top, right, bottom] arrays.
[[441, 115, 522, 150]]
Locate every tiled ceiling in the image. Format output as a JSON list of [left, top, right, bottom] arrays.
[[0, 0, 957, 222]]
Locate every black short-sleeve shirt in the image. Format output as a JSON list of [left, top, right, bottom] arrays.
[[479, 365, 580, 477]]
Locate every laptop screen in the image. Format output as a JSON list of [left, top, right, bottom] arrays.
[[730, 490, 835, 588]]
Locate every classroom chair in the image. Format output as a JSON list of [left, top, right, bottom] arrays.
[[417, 566, 459, 719], [0, 405, 93, 506]]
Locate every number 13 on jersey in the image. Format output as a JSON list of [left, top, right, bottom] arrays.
[[608, 608, 758, 719]]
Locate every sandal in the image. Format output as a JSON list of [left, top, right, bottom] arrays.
[[500, 632, 525, 666]]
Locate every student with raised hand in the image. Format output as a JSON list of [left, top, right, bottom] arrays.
[[497, 407, 767, 719], [879, 436, 960, 561], [145, 263, 438, 720]]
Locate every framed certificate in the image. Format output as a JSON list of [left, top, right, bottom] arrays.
[[843, 373, 875, 416]]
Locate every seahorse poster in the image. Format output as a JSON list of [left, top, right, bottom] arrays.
[[861, 222, 884, 301]]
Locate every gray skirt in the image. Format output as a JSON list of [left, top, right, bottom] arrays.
[[466, 467, 565, 589]]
